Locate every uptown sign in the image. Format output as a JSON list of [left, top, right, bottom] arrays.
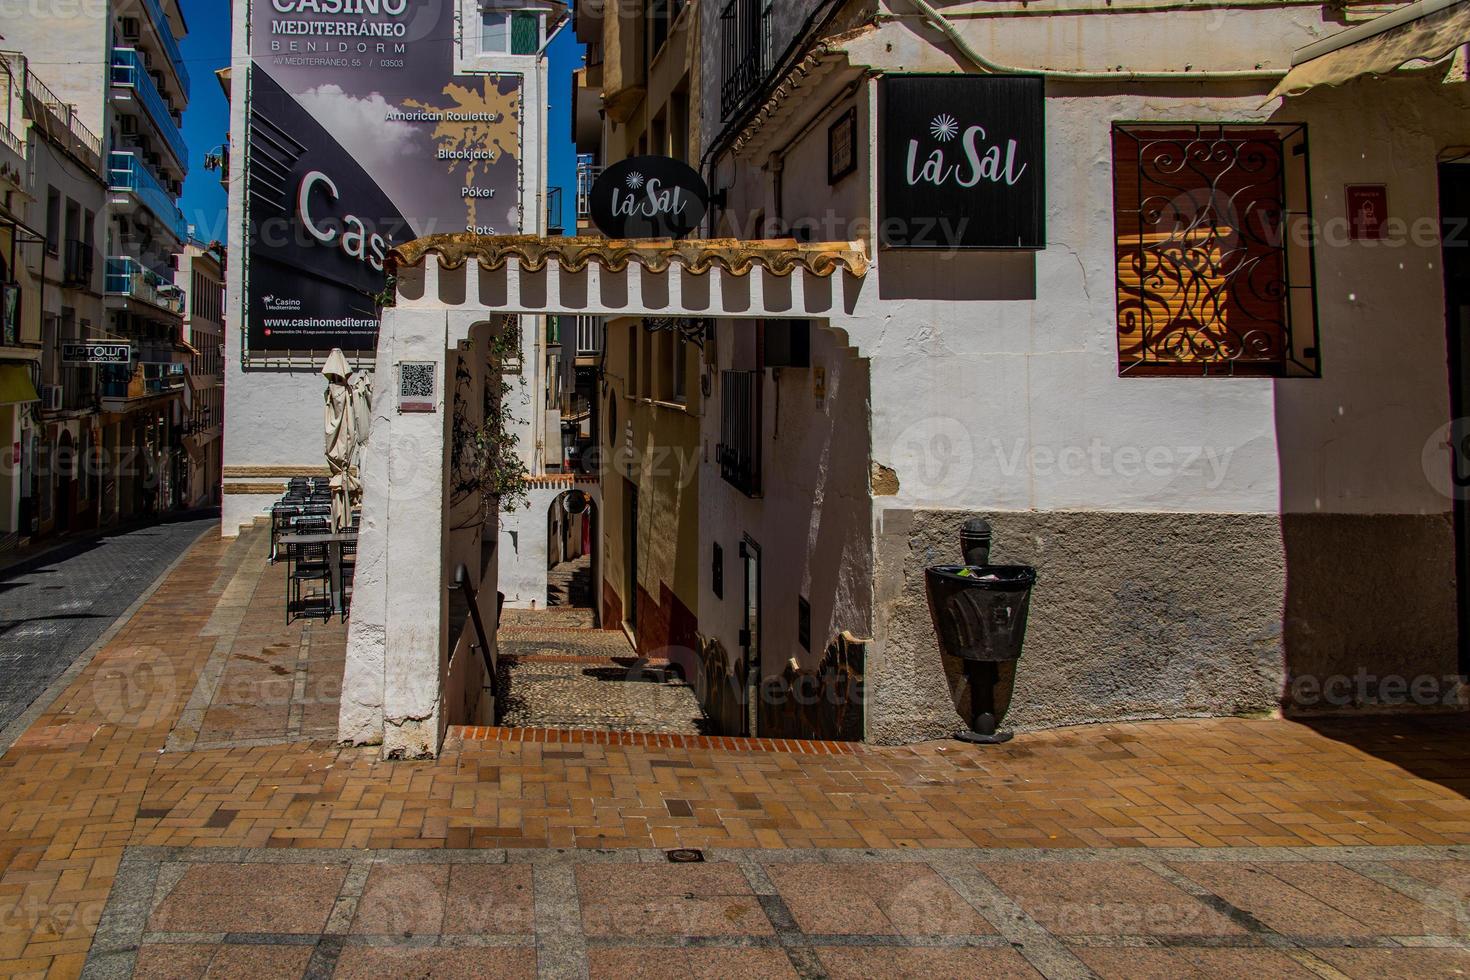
[[589, 156, 709, 239], [61, 341, 132, 365], [879, 75, 1046, 249]]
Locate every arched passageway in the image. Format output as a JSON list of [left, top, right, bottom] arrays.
[[546, 489, 596, 620]]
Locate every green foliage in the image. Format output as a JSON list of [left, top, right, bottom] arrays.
[[451, 324, 529, 521]]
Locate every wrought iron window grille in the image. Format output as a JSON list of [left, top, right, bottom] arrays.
[[720, 0, 772, 120], [1113, 123, 1320, 378]]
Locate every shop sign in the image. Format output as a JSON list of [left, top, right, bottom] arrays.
[[589, 156, 709, 239], [62, 341, 132, 365], [878, 74, 1045, 250], [1346, 184, 1388, 240]]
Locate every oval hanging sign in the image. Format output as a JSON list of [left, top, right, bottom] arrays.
[[590, 156, 708, 239]]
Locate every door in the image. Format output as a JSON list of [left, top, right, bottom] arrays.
[[55, 431, 73, 532], [739, 536, 761, 737], [623, 479, 638, 629], [1439, 162, 1470, 677]]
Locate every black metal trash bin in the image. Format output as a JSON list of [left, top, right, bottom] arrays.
[[925, 564, 1036, 743]]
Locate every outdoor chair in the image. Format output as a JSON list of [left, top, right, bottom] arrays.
[[287, 540, 333, 624]]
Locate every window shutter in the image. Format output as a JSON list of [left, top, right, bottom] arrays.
[[511, 12, 539, 54]]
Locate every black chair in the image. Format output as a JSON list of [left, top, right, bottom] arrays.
[[287, 540, 333, 624]]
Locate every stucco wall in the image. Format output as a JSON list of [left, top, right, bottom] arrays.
[[873, 508, 1287, 743]]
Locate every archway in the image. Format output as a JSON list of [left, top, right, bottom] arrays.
[[546, 488, 597, 621]]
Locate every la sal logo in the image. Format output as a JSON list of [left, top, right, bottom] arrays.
[[610, 169, 690, 221], [906, 112, 1028, 189]]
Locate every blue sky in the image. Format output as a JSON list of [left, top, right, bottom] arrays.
[[178, 0, 583, 244]]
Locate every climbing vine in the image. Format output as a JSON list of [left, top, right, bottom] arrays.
[[451, 321, 529, 523]]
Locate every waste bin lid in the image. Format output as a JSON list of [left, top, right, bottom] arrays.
[[927, 564, 1036, 589]]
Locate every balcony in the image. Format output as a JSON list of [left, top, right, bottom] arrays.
[[11, 56, 103, 174], [109, 150, 188, 244], [110, 48, 187, 173], [105, 256, 184, 316], [63, 239, 95, 288], [137, 0, 190, 95], [719, 0, 772, 119], [717, 369, 762, 497], [575, 315, 604, 356], [576, 156, 602, 220]]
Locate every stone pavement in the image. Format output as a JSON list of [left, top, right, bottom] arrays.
[[0, 514, 216, 738], [498, 618, 706, 735], [3, 528, 1470, 976]]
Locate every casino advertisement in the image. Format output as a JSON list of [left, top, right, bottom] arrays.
[[246, 0, 523, 351]]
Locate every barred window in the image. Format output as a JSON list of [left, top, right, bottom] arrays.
[[1112, 124, 1320, 377]]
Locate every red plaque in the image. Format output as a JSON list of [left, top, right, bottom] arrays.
[[1346, 184, 1388, 240]]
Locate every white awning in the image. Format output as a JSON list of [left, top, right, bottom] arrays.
[[1271, 0, 1470, 98]]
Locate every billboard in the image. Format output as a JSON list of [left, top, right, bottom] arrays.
[[247, 0, 523, 351]]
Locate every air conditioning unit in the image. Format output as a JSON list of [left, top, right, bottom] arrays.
[[40, 385, 61, 412], [120, 16, 140, 41]]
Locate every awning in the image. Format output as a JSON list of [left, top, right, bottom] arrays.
[[0, 364, 39, 406], [1271, 0, 1470, 98]]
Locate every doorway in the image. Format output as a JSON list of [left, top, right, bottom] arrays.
[[1439, 161, 1470, 677], [739, 535, 761, 737], [545, 489, 597, 626], [55, 430, 73, 532]]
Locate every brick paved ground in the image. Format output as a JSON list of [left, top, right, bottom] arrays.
[[0, 515, 215, 737], [2, 528, 1470, 976]]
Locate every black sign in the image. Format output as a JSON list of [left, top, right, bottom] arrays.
[[878, 74, 1045, 250], [590, 156, 708, 239], [62, 341, 131, 365]]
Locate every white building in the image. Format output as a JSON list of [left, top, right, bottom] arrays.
[[0, 0, 193, 540], [344, 0, 1470, 754]]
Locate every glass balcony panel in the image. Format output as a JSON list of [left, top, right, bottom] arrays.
[[110, 48, 187, 172], [105, 256, 185, 316], [140, 0, 190, 94], [108, 150, 188, 244]]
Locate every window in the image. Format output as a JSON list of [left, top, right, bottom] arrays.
[[717, 369, 761, 496], [719, 0, 772, 119], [481, 6, 543, 55], [1112, 123, 1319, 377], [45, 188, 60, 256], [626, 321, 637, 397]]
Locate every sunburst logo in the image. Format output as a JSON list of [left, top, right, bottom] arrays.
[[930, 114, 959, 141], [625, 172, 645, 189]]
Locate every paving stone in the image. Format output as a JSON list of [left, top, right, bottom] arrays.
[[149, 863, 348, 935], [588, 946, 798, 979], [767, 863, 997, 937], [981, 861, 1244, 937], [815, 947, 1043, 979], [577, 863, 771, 937], [332, 946, 537, 980], [1075, 947, 1321, 979], [1310, 947, 1470, 979]]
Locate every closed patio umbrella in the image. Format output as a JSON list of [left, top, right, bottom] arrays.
[[323, 349, 357, 532]]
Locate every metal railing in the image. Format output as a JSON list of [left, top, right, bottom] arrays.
[[136, 0, 190, 93], [719, 0, 772, 119], [109, 149, 188, 243], [454, 563, 501, 723], [717, 369, 762, 497], [63, 239, 95, 286], [110, 48, 187, 171], [0, 118, 22, 157], [11, 57, 103, 170], [105, 256, 184, 315], [575, 156, 601, 219], [575, 315, 604, 355]]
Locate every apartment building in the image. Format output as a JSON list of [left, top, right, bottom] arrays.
[[176, 241, 224, 508], [574, 0, 704, 659], [0, 0, 192, 545], [544, 0, 1470, 742]]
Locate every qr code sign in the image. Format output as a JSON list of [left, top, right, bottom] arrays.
[[397, 361, 436, 413]]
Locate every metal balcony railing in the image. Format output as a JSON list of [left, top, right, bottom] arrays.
[[0, 119, 22, 157], [575, 156, 601, 219], [109, 150, 188, 243], [63, 239, 95, 287], [105, 256, 184, 315], [719, 0, 772, 119], [717, 369, 761, 497], [575, 315, 604, 355], [110, 48, 187, 172], [138, 0, 190, 94], [8, 55, 103, 172]]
